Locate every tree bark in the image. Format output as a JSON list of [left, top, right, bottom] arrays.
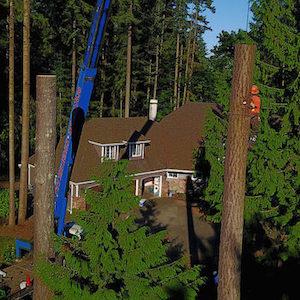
[[18, 0, 30, 224], [147, 59, 151, 103], [182, 20, 193, 105], [119, 89, 123, 118], [177, 43, 183, 109], [173, 33, 180, 110], [99, 92, 104, 118], [72, 20, 76, 98], [153, 42, 159, 100], [8, 0, 15, 226], [187, 2, 198, 102], [125, 1, 132, 118], [33, 75, 56, 300], [217, 44, 256, 300]]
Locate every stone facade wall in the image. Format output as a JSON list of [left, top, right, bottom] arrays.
[[72, 196, 86, 211], [167, 178, 187, 195]]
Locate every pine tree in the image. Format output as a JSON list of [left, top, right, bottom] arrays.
[[36, 160, 204, 299], [244, 0, 299, 263]]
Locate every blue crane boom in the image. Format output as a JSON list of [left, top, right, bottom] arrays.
[[54, 0, 111, 235]]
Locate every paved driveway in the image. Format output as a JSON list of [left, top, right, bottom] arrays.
[[137, 197, 219, 265]]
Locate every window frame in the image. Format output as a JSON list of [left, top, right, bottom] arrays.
[[104, 145, 116, 160], [131, 143, 142, 157]]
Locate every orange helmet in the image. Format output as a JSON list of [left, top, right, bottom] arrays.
[[251, 85, 259, 94]]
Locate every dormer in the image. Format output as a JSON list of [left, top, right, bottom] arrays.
[[124, 140, 151, 160], [88, 140, 126, 162]]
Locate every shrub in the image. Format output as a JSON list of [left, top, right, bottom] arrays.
[[0, 237, 16, 265], [0, 189, 18, 218]]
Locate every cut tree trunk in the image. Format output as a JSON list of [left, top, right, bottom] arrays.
[[8, 0, 15, 226], [217, 44, 256, 300], [18, 0, 30, 224], [33, 75, 56, 300]]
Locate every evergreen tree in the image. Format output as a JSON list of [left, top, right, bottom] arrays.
[[199, 0, 299, 265], [36, 160, 204, 299]]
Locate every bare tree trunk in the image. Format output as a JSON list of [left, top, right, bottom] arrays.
[[8, 0, 15, 226], [125, 1, 132, 118], [153, 42, 159, 100], [187, 2, 198, 102], [217, 44, 256, 300], [19, 0, 30, 224], [111, 90, 115, 116], [173, 33, 180, 110], [71, 20, 76, 98], [99, 92, 104, 118], [146, 59, 151, 103], [177, 43, 183, 109], [120, 89, 123, 118], [33, 75, 56, 300], [182, 20, 193, 105], [59, 92, 62, 139]]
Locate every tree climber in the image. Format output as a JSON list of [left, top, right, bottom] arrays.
[[249, 85, 261, 150]]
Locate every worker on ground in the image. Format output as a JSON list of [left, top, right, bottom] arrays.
[[248, 85, 261, 150]]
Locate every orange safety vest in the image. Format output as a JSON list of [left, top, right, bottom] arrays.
[[251, 95, 261, 114]]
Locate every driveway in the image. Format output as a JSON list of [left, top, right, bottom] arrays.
[[137, 197, 219, 265]]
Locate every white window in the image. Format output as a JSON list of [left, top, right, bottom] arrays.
[[131, 144, 141, 157], [105, 146, 116, 159], [167, 172, 178, 178]]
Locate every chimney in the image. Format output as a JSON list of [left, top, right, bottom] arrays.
[[149, 99, 158, 121]]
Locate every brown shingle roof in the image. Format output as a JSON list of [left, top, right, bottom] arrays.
[[66, 102, 215, 182]]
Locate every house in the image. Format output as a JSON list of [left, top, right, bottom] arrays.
[[28, 100, 215, 211]]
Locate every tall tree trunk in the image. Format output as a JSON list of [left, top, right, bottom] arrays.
[[8, 0, 15, 226], [177, 43, 183, 109], [111, 90, 115, 116], [59, 92, 62, 139], [182, 20, 193, 105], [99, 92, 104, 118], [153, 42, 159, 100], [34, 75, 56, 300], [217, 44, 256, 300], [147, 59, 151, 103], [71, 20, 76, 98], [120, 89, 123, 118], [125, 1, 132, 118], [187, 3, 198, 102], [173, 33, 180, 110], [18, 0, 30, 224]]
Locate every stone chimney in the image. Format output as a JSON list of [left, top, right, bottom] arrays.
[[149, 99, 158, 121]]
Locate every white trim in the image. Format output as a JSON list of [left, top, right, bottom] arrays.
[[71, 169, 193, 186], [159, 176, 162, 197], [75, 185, 79, 197], [73, 180, 96, 185], [134, 169, 194, 177], [89, 140, 125, 147], [123, 140, 151, 144], [135, 179, 139, 196], [167, 172, 178, 179]]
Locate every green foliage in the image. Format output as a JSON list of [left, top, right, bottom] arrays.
[[0, 237, 16, 265], [0, 189, 18, 218], [36, 160, 204, 299], [198, 0, 299, 265]]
